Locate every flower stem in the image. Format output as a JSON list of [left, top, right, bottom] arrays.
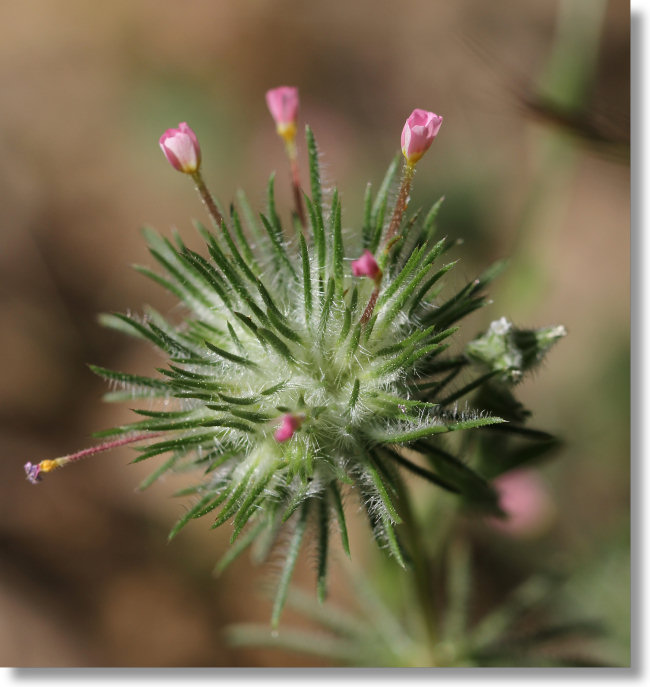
[[25, 432, 163, 483], [381, 162, 415, 262], [359, 163, 416, 327], [192, 170, 225, 228], [287, 141, 307, 230]]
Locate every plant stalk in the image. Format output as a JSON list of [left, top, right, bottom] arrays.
[[192, 170, 225, 228], [394, 470, 438, 661]]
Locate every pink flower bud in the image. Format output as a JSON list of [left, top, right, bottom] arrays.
[[351, 250, 382, 281], [274, 414, 303, 443], [266, 86, 299, 142], [401, 109, 443, 166], [490, 469, 555, 538], [159, 122, 201, 174]]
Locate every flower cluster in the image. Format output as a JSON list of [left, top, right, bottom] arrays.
[[25, 88, 563, 627]]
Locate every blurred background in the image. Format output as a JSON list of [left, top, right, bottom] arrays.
[[0, 0, 629, 667]]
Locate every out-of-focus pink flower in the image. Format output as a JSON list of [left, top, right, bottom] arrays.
[[351, 250, 382, 281], [274, 414, 303, 442], [159, 122, 201, 174], [401, 109, 443, 166], [490, 469, 555, 538], [266, 86, 299, 141]]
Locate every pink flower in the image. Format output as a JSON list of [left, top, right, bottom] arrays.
[[266, 86, 299, 141], [24, 462, 42, 484], [401, 109, 443, 165], [351, 250, 382, 281], [490, 469, 555, 538], [274, 414, 303, 443], [159, 122, 201, 174]]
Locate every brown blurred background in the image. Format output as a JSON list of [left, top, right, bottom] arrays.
[[0, 0, 629, 667]]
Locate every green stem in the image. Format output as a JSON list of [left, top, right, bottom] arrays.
[[393, 471, 437, 660]]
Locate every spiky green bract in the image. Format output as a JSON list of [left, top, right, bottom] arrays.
[[94, 131, 509, 626]]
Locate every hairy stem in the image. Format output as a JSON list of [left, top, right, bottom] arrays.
[[289, 153, 307, 229], [360, 162, 415, 326], [382, 162, 415, 258], [192, 170, 225, 228]]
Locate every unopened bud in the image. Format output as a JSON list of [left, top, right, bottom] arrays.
[[159, 122, 201, 174], [274, 414, 303, 442], [401, 109, 443, 166], [351, 250, 382, 282]]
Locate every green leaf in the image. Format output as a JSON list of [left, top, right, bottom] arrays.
[[318, 277, 335, 335], [168, 492, 219, 541], [438, 371, 500, 406], [329, 483, 350, 557], [213, 518, 268, 576], [230, 203, 260, 272], [361, 182, 373, 249], [211, 462, 258, 529], [88, 365, 168, 392], [138, 454, 179, 491], [348, 379, 360, 411], [316, 497, 329, 602], [383, 448, 459, 493], [413, 439, 501, 512], [410, 260, 457, 313], [259, 213, 297, 279], [131, 264, 186, 303], [306, 126, 323, 228], [364, 458, 402, 523], [258, 327, 296, 363], [371, 415, 505, 443], [204, 340, 257, 368], [271, 502, 309, 628], [330, 190, 344, 296], [421, 195, 445, 245], [369, 155, 400, 253], [299, 232, 312, 321], [267, 173, 284, 243], [305, 194, 326, 290], [236, 188, 266, 248]]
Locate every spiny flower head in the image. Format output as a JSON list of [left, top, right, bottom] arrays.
[[26, 93, 563, 628]]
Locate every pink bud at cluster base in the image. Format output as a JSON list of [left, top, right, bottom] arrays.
[[274, 414, 303, 443], [159, 122, 201, 174], [266, 86, 299, 143], [401, 109, 443, 166], [351, 250, 382, 282]]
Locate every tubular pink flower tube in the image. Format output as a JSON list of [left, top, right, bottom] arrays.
[[351, 250, 382, 281], [159, 122, 201, 174], [401, 109, 443, 166], [266, 86, 299, 142], [274, 414, 303, 443]]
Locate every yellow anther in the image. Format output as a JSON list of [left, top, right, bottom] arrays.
[[39, 458, 66, 473]]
